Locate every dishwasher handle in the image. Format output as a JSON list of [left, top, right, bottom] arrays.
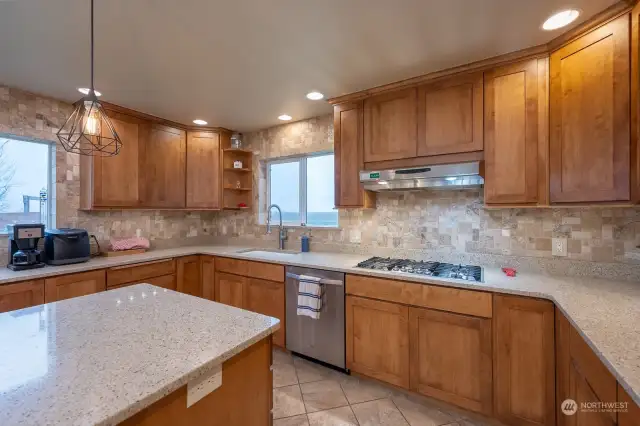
[[286, 272, 343, 286]]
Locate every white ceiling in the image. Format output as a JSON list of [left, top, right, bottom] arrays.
[[0, 0, 618, 131]]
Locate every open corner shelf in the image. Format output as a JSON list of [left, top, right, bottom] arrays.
[[224, 186, 252, 191], [223, 206, 251, 210], [223, 148, 253, 154], [223, 167, 252, 172]]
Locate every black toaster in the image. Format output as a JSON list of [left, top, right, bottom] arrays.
[[44, 228, 91, 265]]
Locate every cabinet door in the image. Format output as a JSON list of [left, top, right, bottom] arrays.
[[494, 295, 555, 426], [569, 361, 616, 426], [0, 280, 44, 314], [363, 88, 417, 162], [215, 272, 245, 309], [618, 384, 640, 426], [201, 256, 215, 301], [334, 102, 375, 208], [550, 15, 630, 203], [44, 270, 106, 303], [409, 307, 492, 414], [417, 73, 483, 156], [485, 59, 543, 205], [346, 295, 410, 388], [177, 255, 202, 297], [142, 124, 186, 207], [244, 278, 285, 347], [186, 131, 221, 209], [146, 274, 176, 291]]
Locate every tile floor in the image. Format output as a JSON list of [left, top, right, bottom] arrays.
[[272, 349, 504, 426]]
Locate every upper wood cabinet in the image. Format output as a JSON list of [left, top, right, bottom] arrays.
[[176, 255, 202, 297], [417, 73, 483, 157], [186, 131, 222, 209], [550, 15, 630, 203], [485, 59, 547, 205], [44, 270, 106, 303], [346, 295, 410, 388], [363, 88, 418, 162], [494, 295, 555, 426], [334, 102, 375, 208], [141, 124, 187, 208], [0, 280, 45, 314], [409, 306, 492, 415]]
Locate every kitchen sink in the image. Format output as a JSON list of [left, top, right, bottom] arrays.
[[236, 248, 301, 256]]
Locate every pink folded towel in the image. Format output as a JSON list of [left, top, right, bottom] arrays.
[[109, 237, 150, 251]]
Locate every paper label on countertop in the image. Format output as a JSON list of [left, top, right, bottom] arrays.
[[187, 365, 222, 408]]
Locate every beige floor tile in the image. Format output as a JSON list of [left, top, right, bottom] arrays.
[[274, 363, 299, 388], [340, 375, 393, 404], [274, 414, 311, 426], [274, 348, 295, 365], [392, 394, 459, 426], [294, 357, 339, 384], [273, 384, 306, 419], [352, 398, 410, 426], [307, 406, 359, 426], [300, 379, 349, 413]]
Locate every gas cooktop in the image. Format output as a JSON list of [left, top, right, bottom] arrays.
[[355, 257, 483, 282]]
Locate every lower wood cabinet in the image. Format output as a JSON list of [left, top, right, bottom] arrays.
[[0, 280, 45, 313], [345, 295, 410, 388], [215, 272, 245, 309], [409, 306, 492, 414], [494, 295, 555, 426], [176, 255, 202, 297], [201, 256, 215, 300], [618, 384, 640, 426], [243, 278, 285, 347], [44, 270, 106, 303]]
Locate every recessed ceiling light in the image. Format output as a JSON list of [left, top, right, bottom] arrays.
[[542, 9, 579, 30], [306, 91, 324, 100], [78, 88, 102, 97], [193, 119, 208, 125], [278, 114, 292, 121]]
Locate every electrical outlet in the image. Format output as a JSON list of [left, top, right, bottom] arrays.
[[552, 238, 567, 257]]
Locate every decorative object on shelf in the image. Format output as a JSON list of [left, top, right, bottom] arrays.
[[233, 160, 243, 169], [238, 202, 248, 208], [56, 0, 122, 157], [235, 180, 242, 189], [230, 133, 243, 149]]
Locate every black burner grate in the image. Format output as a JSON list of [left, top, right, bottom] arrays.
[[356, 257, 483, 282]]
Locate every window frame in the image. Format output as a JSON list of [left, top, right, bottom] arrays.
[[265, 151, 337, 228], [0, 134, 55, 234]]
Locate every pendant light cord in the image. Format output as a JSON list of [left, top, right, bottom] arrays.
[[90, 0, 94, 93]]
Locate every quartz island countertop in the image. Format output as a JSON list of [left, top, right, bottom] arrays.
[[0, 284, 280, 426]]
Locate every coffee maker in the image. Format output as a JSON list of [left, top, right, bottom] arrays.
[[7, 224, 46, 271]]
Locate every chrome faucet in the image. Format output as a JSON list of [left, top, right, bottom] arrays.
[[266, 204, 288, 250]]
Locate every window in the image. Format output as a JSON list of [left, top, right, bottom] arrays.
[[0, 137, 54, 232], [266, 153, 338, 227]]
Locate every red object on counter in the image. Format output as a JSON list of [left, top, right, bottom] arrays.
[[502, 267, 517, 277]]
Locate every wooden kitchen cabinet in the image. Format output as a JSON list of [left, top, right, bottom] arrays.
[[44, 270, 106, 303], [346, 295, 410, 388], [0, 280, 44, 314], [618, 384, 640, 426], [201, 256, 215, 300], [494, 295, 555, 426], [417, 73, 483, 157], [177, 255, 202, 297], [215, 272, 245, 309], [363, 88, 417, 163], [107, 259, 176, 288], [334, 101, 375, 208], [409, 306, 492, 414], [243, 278, 285, 347], [485, 58, 547, 205], [186, 131, 222, 209], [142, 124, 186, 208], [550, 15, 630, 203]]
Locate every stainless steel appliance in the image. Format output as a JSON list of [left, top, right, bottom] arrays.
[[7, 224, 46, 271], [360, 161, 483, 191], [44, 228, 91, 265], [356, 257, 483, 282], [286, 266, 346, 370]]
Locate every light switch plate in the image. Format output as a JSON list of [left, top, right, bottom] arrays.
[[552, 238, 567, 257]]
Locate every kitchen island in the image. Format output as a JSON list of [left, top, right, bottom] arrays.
[[0, 284, 279, 426]]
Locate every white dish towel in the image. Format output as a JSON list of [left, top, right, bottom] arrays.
[[296, 275, 324, 319]]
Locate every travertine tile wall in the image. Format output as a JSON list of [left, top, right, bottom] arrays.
[[0, 85, 218, 260], [217, 115, 640, 265]]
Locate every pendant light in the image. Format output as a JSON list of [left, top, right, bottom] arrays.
[[57, 0, 121, 156]]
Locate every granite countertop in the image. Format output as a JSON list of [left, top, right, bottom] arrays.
[[0, 284, 280, 426], [0, 245, 638, 407]]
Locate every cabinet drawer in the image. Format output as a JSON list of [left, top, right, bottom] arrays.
[[0, 280, 45, 314], [107, 259, 176, 287], [346, 274, 492, 318], [215, 257, 284, 282], [109, 274, 176, 291]]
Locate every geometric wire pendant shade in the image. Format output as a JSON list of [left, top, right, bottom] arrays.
[[56, 0, 122, 156]]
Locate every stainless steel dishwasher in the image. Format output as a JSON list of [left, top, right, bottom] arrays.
[[285, 266, 345, 370]]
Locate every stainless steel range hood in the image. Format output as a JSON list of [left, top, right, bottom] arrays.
[[360, 162, 483, 191]]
